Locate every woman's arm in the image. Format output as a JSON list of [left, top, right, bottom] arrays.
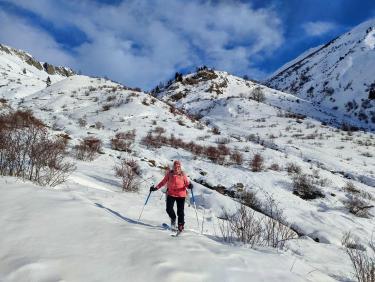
[[184, 174, 190, 188], [155, 173, 169, 190]]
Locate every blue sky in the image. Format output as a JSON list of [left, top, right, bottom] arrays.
[[0, 0, 374, 90]]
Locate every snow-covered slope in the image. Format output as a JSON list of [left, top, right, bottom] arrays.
[[156, 67, 375, 246], [267, 19, 375, 130], [1, 46, 374, 281], [1, 177, 340, 282], [0, 44, 74, 99]]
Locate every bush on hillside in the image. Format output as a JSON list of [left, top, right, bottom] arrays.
[[111, 130, 136, 152], [286, 163, 302, 175], [75, 137, 102, 161], [250, 153, 264, 172], [344, 195, 373, 218], [292, 173, 324, 200], [342, 232, 375, 282], [219, 195, 296, 249], [250, 87, 266, 103], [230, 150, 244, 165], [114, 159, 142, 192], [0, 110, 75, 186]]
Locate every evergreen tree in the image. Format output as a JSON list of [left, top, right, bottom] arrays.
[[46, 76, 51, 87], [175, 72, 183, 82]]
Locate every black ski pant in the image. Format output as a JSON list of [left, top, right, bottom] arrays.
[[166, 195, 185, 225]]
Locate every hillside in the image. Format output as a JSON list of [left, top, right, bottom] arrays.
[[267, 19, 375, 131], [0, 43, 74, 99], [0, 47, 374, 281]]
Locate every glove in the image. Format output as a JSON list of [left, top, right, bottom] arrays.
[[150, 185, 157, 192], [188, 183, 193, 190]]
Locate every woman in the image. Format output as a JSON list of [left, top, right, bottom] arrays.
[[150, 160, 192, 232]]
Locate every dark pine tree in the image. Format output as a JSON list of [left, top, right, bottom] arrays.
[[46, 76, 51, 87], [175, 72, 183, 82]]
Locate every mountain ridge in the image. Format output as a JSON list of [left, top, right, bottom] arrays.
[[266, 18, 375, 129]]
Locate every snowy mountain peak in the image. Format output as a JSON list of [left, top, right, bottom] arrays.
[[267, 18, 375, 129], [0, 43, 76, 99]]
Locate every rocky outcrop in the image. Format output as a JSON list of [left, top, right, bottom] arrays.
[[0, 44, 75, 77]]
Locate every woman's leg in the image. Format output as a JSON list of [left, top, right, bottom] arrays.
[[166, 195, 176, 224], [176, 197, 185, 227]]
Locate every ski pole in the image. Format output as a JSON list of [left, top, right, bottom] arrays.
[[138, 190, 152, 223], [191, 188, 200, 230], [201, 208, 206, 234], [200, 193, 206, 234]]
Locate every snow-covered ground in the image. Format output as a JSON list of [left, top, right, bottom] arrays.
[[0, 175, 344, 282], [0, 44, 374, 281]]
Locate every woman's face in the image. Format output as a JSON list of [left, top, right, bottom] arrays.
[[174, 162, 182, 174]]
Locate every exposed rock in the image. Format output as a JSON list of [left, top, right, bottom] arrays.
[[0, 44, 75, 77]]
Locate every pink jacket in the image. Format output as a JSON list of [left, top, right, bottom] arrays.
[[156, 171, 190, 198]]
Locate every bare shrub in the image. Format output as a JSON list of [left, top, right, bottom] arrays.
[[262, 194, 296, 249], [241, 191, 261, 211], [216, 137, 230, 144], [153, 126, 166, 135], [205, 146, 223, 164], [219, 196, 296, 249], [114, 159, 141, 192], [95, 121, 104, 130], [141, 131, 161, 149], [247, 133, 259, 143], [250, 153, 264, 172], [218, 144, 230, 156], [212, 126, 221, 135], [111, 130, 136, 152], [140, 131, 229, 164], [342, 232, 375, 282], [75, 137, 102, 161], [269, 163, 280, 171], [230, 150, 244, 165], [292, 173, 324, 200], [344, 181, 360, 194], [78, 117, 87, 128], [286, 162, 302, 175], [107, 95, 116, 102], [0, 110, 75, 186], [344, 195, 373, 218], [250, 87, 266, 103], [102, 104, 112, 111], [219, 206, 263, 247]]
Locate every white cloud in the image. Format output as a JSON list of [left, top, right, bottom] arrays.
[[0, 11, 74, 67], [0, 0, 284, 89], [303, 21, 337, 37]]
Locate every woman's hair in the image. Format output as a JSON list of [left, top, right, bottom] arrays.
[[172, 160, 184, 175]]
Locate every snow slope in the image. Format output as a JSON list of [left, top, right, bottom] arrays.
[[1, 177, 340, 282], [0, 46, 374, 281], [267, 19, 375, 130], [156, 68, 375, 248]]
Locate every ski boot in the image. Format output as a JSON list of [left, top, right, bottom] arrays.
[[170, 219, 177, 231]]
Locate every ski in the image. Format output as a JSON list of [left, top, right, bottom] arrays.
[[162, 223, 177, 232], [171, 230, 183, 237]]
